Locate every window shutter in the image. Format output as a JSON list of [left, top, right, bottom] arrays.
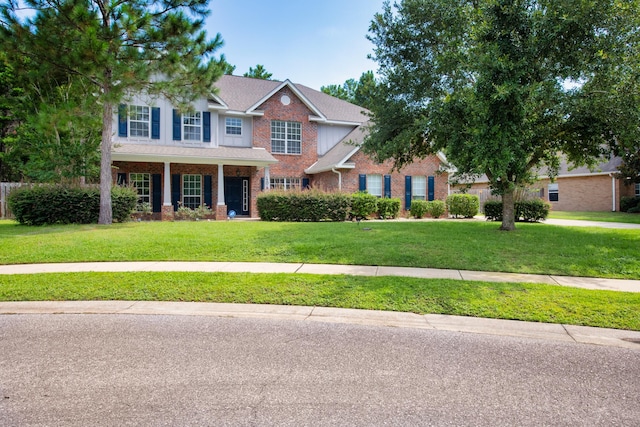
[[428, 176, 435, 201], [118, 104, 127, 137], [152, 174, 162, 213], [151, 107, 160, 140], [384, 175, 391, 198], [117, 173, 127, 185], [204, 175, 213, 208], [202, 112, 211, 142], [302, 178, 310, 190], [358, 174, 366, 192], [405, 176, 412, 210], [260, 177, 264, 191], [172, 110, 181, 141], [171, 174, 181, 211]]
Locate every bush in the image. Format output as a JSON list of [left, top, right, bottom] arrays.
[[350, 191, 379, 219], [484, 199, 550, 222], [409, 200, 429, 218], [427, 200, 446, 218], [8, 184, 137, 225], [377, 198, 401, 219], [257, 190, 351, 222], [446, 193, 480, 218], [628, 205, 640, 214], [621, 196, 640, 213]]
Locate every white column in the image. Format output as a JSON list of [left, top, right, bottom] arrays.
[[264, 166, 271, 190], [217, 164, 225, 205], [163, 162, 171, 206]]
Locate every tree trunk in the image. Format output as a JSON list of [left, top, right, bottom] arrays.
[[98, 101, 113, 225], [500, 187, 516, 231]]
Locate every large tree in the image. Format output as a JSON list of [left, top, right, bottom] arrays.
[[1, 0, 225, 224], [321, 71, 377, 109], [364, 0, 639, 230], [244, 64, 273, 80]]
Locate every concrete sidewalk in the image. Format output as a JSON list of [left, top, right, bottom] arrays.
[[0, 261, 638, 292]]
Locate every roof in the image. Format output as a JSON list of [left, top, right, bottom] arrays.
[[305, 126, 367, 174]]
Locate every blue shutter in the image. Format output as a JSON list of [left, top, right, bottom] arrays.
[[202, 111, 211, 142], [384, 175, 391, 198], [171, 174, 181, 211], [172, 110, 181, 141], [302, 178, 310, 190], [152, 174, 161, 213], [260, 177, 264, 191], [151, 107, 160, 140], [358, 174, 366, 192], [118, 104, 127, 137], [405, 176, 412, 210], [117, 172, 127, 186], [428, 176, 435, 201], [204, 175, 213, 208]]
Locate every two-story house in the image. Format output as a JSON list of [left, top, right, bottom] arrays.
[[112, 75, 448, 219]]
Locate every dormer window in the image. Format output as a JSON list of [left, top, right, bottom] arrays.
[[225, 117, 242, 135]]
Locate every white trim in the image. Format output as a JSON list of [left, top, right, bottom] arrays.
[[308, 117, 362, 126]]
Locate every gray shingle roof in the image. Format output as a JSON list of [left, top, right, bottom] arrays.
[[305, 125, 368, 174], [113, 143, 277, 166]]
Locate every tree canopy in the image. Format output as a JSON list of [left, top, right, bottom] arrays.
[[1, 0, 226, 224], [363, 0, 640, 230], [321, 71, 378, 109], [244, 64, 273, 80]]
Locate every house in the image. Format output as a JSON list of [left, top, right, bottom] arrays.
[[452, 156, 638, 212], [111, 75, 448, 219]]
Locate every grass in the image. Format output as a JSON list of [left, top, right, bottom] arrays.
[[1, 271, 639, 331], [548, 210, 640, 224], [1, 219, 638, 278]]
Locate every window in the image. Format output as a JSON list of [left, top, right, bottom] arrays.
[[130, 173, 150, 208], [367, 174, 382, 197], [636, 183, 640, 197], [548, 183, 559, 202], [183, 112, 202, 141], [271, 120, 301, 154], [270, 177, 301, 191], [129, 106, 150, 138], [412, 176, 427, 200], [183, 174, 202, 209], [225, 117, 242, 135]]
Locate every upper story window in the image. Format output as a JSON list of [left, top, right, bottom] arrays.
[[271, 120, 301, 154], [367, 174, 383, 197], [129, 106, 150, 138], [412, 176, 427, 200], [225, 117, 242, 135], [183, 112, 202, 141]]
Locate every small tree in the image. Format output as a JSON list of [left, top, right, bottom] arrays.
[[244, 64, 273, 80]]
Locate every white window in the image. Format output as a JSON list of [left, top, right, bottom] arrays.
[[130, 173, 150, 207], [412, 176, 427, 200], [183, 174, 202, 209], [271, 120, 301, 154], [129, 106, 150, 138], [270, 177, 301, 191], [635, 183, 640, 197], [367, 174, 382, 197], [548, 183, 559, 202], [183, 112, 202, 141], [225, 117, 242, 135]]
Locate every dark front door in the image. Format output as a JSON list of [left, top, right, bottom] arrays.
[[224, 177, 250, 216]]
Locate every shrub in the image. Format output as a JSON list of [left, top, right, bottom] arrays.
[[377, 198, 401, 219], [484, 200, 503, 221], [621, 196, 640, 213], [427, 200, 446, 218], [257, 190, 351, 222], [350, 191, 378, 219], [484, 199, 550, 222], [446, 193, 480, 218], [8, 184, 137, 225], [409, 200, 429, 218], [628, 205, 640, 214]]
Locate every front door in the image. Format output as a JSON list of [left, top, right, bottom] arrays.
[[224, 177, 250, 216]]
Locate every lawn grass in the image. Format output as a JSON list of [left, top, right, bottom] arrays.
[[1, 271, 639, 330], [1, 219, 638, 278], [548, 210, 640, 224]]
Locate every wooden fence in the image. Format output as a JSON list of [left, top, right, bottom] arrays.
[[0, 183, 27, 219]]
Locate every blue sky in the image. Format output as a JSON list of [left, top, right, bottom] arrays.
[[206, 0, 386, 90]]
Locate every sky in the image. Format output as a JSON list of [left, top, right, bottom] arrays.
[[206, 0, 386, 90]]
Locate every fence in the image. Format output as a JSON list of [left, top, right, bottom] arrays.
[[1, 183, 27, 219]]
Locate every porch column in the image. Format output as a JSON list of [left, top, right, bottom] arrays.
[[161, 162, 173, 220], [217, 164, 225, 205], [264, 165, 271, 190]]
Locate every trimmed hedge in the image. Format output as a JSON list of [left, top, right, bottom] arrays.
[[446, 193, 479, 218], [410, 200, 429, 218], [350, 191, 379, 219], [427, 200, 446, 218], [377, 198, 401, 219], [484, 199, 550, 222], [621, 196, 640, 213], [8, 184, 137, 225], [257, 191, 351, 222]]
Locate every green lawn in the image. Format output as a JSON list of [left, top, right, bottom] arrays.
[[548, 210, 640, 224]]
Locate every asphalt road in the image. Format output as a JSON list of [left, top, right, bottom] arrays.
[[1, 314, 639, 426]]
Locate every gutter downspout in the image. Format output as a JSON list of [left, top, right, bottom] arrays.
[[332, 168, 342, 191], [610, 174, 616, 212]]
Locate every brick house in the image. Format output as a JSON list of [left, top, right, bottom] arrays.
[[112, 75, 448, 219], [453, 156, 638, 212]]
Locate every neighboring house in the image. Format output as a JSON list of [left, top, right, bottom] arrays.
[[452, 156, 637, 211], [112, 75, 448, 219]]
